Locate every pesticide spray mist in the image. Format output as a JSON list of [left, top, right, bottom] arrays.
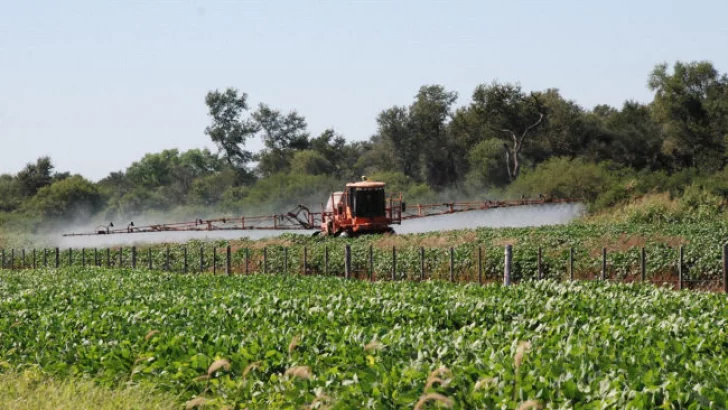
[[54, 202, 586, 249]]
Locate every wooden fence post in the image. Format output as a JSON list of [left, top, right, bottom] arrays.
[[391, 246, 396, 281], [165, 246, 170, 272], [44, 249, 48, 268], [262, 247, 266, 274], [449, 247, 454, 283], [419, 247, 425, 281], [641, 247, 646, 282], [678, 245, 683, 291], [569, 248, 574, 281], [478, 246, 483, 284], [324, 245, 329, 276], [1, 249, 4, 269], [21, 249, 26, 269], [369, 245, 374, 281], [119, 247, 123, 269], [226, 245, 232, 276], [345, 245, 351, 279], [244, 248, 249, 275], [106, 248, 110, 268], [55, 248, 60, 268], [504, 245, 512, 286], [213, 247, 217, 275], [723, 243, 728, 294], [32, 249, 36, 270], [537, 247, 543, 280], [68, 248, 72, 267], [132, 247, 137, 269], [283, 247, 288, 275], [199, 247, 204, 273], [303, 246, 307, 275], [82, 248, 86, 268], [601, 247, 607, 281], [183, 247, 188, 274]]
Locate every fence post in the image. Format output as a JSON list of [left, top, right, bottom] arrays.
[[262, 247, 266, 274], [369, 245, 374, 281], [244, 248, 249, 275], [213, 247, 217, 275], [302, 247, 307, 275], [199, 247, 204, 273], [131, 247, 136, 269], [106, 248, 110, 268], [449, 247, 454, 283], [283, 247, 288, 275], [419, 247, 425, 281], [569, 248, 574, 281], [21, 249, 26, 269], [226, 245, 232, 276], [391, 246, 396, 281], [55, 248, 60, 269], [1, 249, 4, 269], [601, 247, 607, 281], [678, 245, 683, 291], [183, 247, 188, 274], [119, 247, 124, 269], [165, 246, 170, 272], [641, 247, 646, 282], [10, 249, 14, 269], [44, 249, 48, 268], [33, 249, 37, 270], [537, 247, 543, 280], [345, 245, 351, 279], [504, 245, 512, 286], [81, 248, 85, 268], [324, 245, 329, 276], [68, 248, 72, 267], [723, 243, 728, 294], [478, 246, 483, 284]]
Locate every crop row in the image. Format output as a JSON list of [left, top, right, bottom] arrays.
[[2, 269, 727, 408]]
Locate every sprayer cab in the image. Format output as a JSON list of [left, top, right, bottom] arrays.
[[320, 181, 403, 237]]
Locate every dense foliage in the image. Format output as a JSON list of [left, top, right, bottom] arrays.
[[1, 269, 727, 408], [4, 221, 726, 287], [2, 59, 728, 235]]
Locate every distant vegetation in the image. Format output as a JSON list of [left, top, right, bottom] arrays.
[[2, 60, 728, 240]]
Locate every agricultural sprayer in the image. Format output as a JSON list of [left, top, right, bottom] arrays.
[[62, 178, 578, 238]]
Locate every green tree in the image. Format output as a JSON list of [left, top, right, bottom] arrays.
[[204, 88, 259, 178], [16, 157, 55, 197], [648, 61, 728, 171], [470, 82, 544, 181], [467, 139, 511, 188], [253, 104, 310, 176], [290, 150, 334, 176], [24, 175, 102, 218], [409, 85, 458, 188]]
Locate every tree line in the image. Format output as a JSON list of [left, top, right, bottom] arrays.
[[1, 60, 728, 227]]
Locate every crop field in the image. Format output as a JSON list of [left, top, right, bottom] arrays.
[[1, 268, 727, 409], [5, 222, 728, 289]]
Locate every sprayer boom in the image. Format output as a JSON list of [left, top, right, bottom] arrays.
[[61, 196, 579, 238]]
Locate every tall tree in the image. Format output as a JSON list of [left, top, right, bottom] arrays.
[[409, 85, 458, 187], [253, 104, 309, 176], [16, 156, 55, 197], [374, 106, 418, 179], [648, 61, 728, 171], [471, 82, 544, 181], [204, 88, 259, 177]]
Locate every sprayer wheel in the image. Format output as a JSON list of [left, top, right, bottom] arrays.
[[312, 231, 321, 237]]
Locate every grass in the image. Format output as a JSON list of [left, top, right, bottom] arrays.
[[0, 369, 180, 410]]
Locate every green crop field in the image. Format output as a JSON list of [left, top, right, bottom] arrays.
[[1, 267, 727, 409]]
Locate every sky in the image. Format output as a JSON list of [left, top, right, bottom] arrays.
[[1, 0, 727, 181]]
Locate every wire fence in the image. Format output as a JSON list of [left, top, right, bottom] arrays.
[[1, 243, 727, 292]]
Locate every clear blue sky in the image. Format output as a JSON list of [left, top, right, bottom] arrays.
[[1, 0, 727, 181]]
